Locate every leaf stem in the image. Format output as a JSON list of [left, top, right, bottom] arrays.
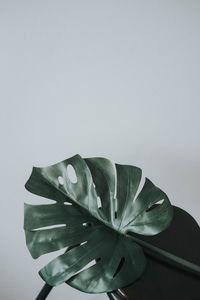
[[126, 233, 200, 277], [35, 283, 53, 300]]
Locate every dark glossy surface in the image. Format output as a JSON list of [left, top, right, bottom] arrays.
[[111, 206, 200, 300]]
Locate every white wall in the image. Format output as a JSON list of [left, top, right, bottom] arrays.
[[0, 1, 199, 299]]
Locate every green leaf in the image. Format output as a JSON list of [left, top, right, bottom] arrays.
[[24, 154, 173, 293]]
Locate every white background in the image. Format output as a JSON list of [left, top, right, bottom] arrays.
[[0, 1, 200, 299]]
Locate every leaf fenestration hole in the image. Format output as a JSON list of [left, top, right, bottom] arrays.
[[157, 199, 164, 205], [146, 199, 164, 212], [67, 164, 77, 183], [58, 176, 64, 185], [113, 257, 125, 278], [97, 196, 102, 208], [33, 224, 66, 231], [64, 201, 72, 205], [133, 175, 145, 203], [115, 211, 117, 219], [80, 241, 87, 246], [82, 222, 92, 227], [71, 259, 101, 278]]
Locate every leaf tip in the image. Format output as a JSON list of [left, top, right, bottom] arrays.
[[24, 166, 40, 192]]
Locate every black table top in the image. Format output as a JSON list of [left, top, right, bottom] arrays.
[[111, 206, 200, 300]]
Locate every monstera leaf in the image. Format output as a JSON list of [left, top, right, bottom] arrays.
[[24, 154, 173, 293]]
